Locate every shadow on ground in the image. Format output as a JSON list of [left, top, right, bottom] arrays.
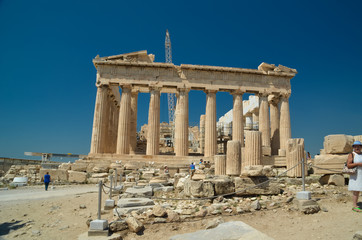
[[0, 220, 31, 236]]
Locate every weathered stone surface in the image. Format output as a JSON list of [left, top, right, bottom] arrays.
[[184, 179, 214, 198], [39, 169, 68, 181], [91, 173, 108, 178], [152, 205, 167, 217], [125, 186, 153, 197], [58, 163, 71, 171], [87, 177, 107, 184], [92, 166, 109, 173], [125, 217, 144, 233], [313, 154, 348, 174], [295, 199, 320, 214], [205, 217, 224, 229], [109, 220, 128, 232], [242, 165, 263, 176], [68, 171, 87, 183], [210, 178, 234, 195], [327, 174, 345, 186], [117, 198, 154, 208], [324, 134, 354, 154], [251, 200, 261, 210], [234, 177, 280, 196], [114, 205, 154, 216], [170, 221, 274, 240], [166, 210, 180, 222], [71, 163, 87, 172], [353, 231, 362, 240]]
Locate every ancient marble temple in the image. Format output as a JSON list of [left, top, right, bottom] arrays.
[[88, 50, 297, 164]]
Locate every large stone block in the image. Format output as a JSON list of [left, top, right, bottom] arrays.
[[68, 170, 87, 183], [184, 179, 214, 198], [313, 154, 348, 174], [39, 169, 68, 182], [234, 177, 280, 196], [324, 134, 353, 154], [71, 163, 88, 172], [210, 178, 235, 195]]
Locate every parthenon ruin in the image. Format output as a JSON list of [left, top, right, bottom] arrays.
[[87, 50, 298, 168]]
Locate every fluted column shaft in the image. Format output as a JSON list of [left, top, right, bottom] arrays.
[[116, 85, 132, 155], [279, 94, 291, 151], [175, 88, 189, 156], [232, 92, 244, 146], [129, 90, 138, 154], [286, 138, 306, 177], [269, 95, 280, 155], [215, 155, 226, 175], [258, 94, 271, 147], [146, 87, 160, 155], [90, 84, 109, 154], [204, 90, 217, 157], [252, 112, 259, 130], [244, 131, 262, 169], [199, 115, 205, 154], [226, 140, 241, 176]]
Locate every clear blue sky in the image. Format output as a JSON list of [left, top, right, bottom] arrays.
[[1, 0, 361, 160]]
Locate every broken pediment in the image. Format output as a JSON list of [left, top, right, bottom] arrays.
[[258, 62, 297, 74], [95, 50, 155, 63]]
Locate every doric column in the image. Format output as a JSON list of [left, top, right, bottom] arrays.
[[252, 112, 259, 130], [258, 93, 271, 148], [116, 85, 132, 155], [90, 84, 109, 154], [199, 115, 205, 154], [269, 94, 280, 155], [174, 88, 189, 156], [204, 90, 217, 157], [244, 131, 262, 170], [215, 154, 226, 175], [226, 140, 241, 176], [245, 113, 253, 130], [146, 87, 161, 155], [279, 93, 291, 153], [129, 90, 139, 154], [232, 91, 244, 146]]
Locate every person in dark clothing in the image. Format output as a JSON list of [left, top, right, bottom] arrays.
[[42, 172, 51, 191]]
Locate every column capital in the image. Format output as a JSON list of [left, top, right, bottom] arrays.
[[280, 92, 291, 99], [120, 84, 132, 89], [204, 89, 218, 94], [231, 90, 244, 96], [257, 91, 270, 98], [177, 87, 190, 93], [268, 94, 281, 105], [95, 82, 109, 88], [149, 85, 162, 92]]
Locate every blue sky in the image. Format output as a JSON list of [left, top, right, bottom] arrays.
[[0, 0, 361, 160]]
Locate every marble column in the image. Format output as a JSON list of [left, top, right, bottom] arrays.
[[204, 90, 217, 157], [175, 88, 189, 156], [116, 85, 132, 155], [245, 114, 253, 130], [232, 91, 244, 146], [129, 90, 139, 154], [279, 94, 291, 153], [258, 93, 271, 148], [286, 138, 306, 177], [199, 115, 205, 154], [252, 112, 259, 130], [269, 95, 280, 155], [215, 154, 226, 175], [226, 140, 241, 176], [146, 87, 161, 155], [244, 131, 262, 169], [90, 84, 109, 154]]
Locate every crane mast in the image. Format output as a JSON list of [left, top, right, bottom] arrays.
[[165, 30, 176, 145]]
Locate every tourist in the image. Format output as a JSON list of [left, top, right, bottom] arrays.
[[164, 165, 169, 174], [199, 159, 203, 165], [348, 141, 362, 212], [190, 162, 195, 179], [42, 172, 51, 191]]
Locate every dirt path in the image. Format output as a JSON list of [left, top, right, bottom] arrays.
[[0, 185, 361, 240]]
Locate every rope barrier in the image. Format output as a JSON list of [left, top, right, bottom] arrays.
[[151, 160, 304, 201]]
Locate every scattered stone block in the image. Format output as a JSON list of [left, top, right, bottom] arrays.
[[295, 199, 320, 214], [68, 171, 87, 183], [71, 163, 88, 172], [117, 198, 154, 208], [170, 221, 274, 240], [109, 220, 128, 232], [152, 205, 167, 217], [324, 134, 354, 154], [353, 231, 362, 240], [210, 178, 234, 195], [184, 179, 214, 198], [125, 186, 153, 197], [125, 217, 144, 233], [328, 174, 345, 186]]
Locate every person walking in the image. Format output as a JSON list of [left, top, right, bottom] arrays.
[[348, 141, 362, 212], [42, 172, 51, 191], [190, 162, 195, 179]]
